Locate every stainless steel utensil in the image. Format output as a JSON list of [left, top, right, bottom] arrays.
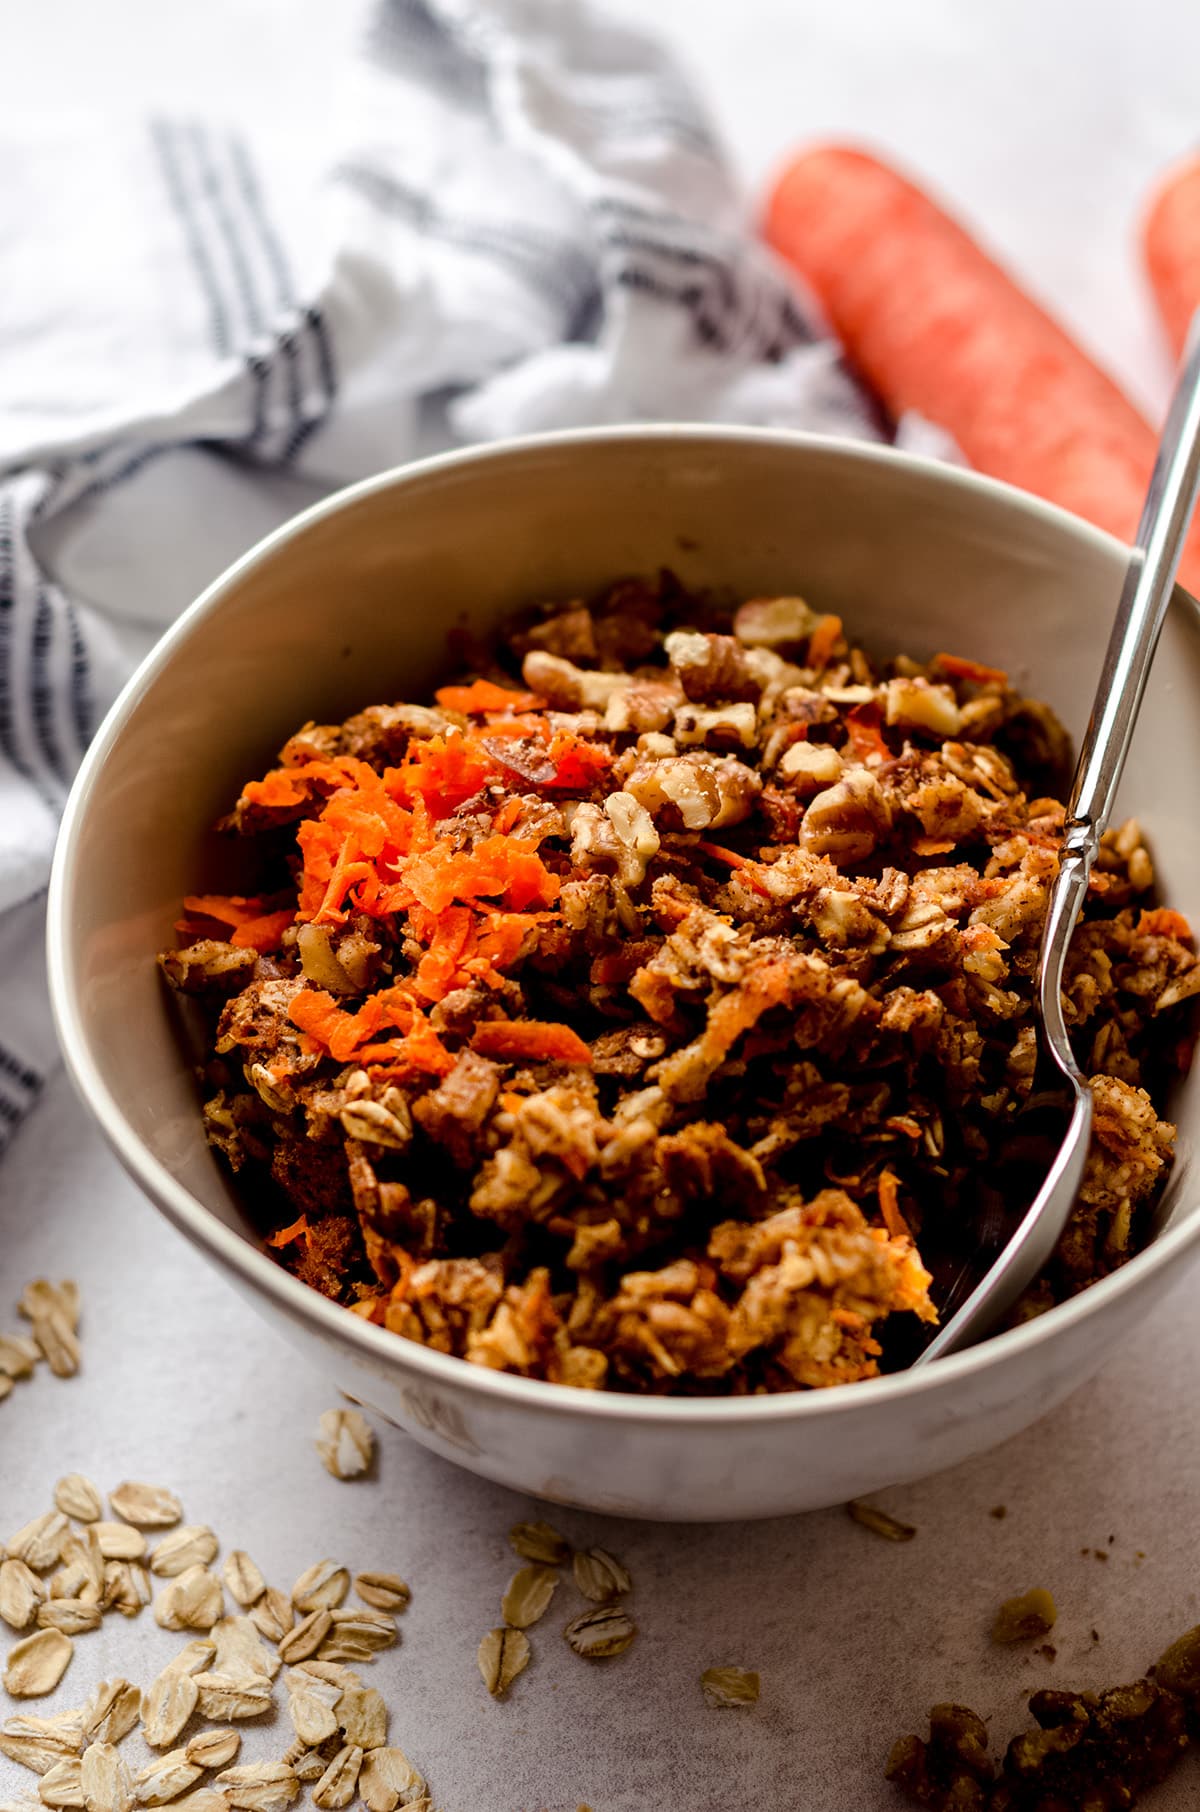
[[916, 318, 1200, 1364]]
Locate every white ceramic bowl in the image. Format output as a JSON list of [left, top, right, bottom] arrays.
[[47, 428, 1200, 1521]]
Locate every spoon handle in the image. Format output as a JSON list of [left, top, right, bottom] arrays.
[[1066, 314, 1200, 847]]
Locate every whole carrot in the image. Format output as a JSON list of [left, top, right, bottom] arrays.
[[1144, 152, 1200, 357], [764, 146, 1200, 591]]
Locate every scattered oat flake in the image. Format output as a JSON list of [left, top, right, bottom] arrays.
[[9, 1514, 69, 1572], [283, 1684, 337, 1750], [477, 1627, 530, 1698], [168, 1797, 224, 1812], [107, 1485, 182, 1529], [0, 1376, 12, 1403], [336, 1686, 387, 1751], [18, 1282, 78, 1330], [214, 1763, 299, 1812], [81, 1682, 140, 1748], [0, 1336, 40, 1381], [500, 1565, 558, 1631], [315, 1409, 373, 1480], [358, 1748, 424, 1812], [133, 1748, 203, 1807], [248, 1589, 293, 1644], [81, 1741, 134, 1812], [846, 1500, 916, 1542], [992, 1588, 1058, 1644], [311, 1745, 362, 1811], [0, 1559, 46, 1631], [31, 1312, 80, 1380], [182, 1728, 239, 1773], [36, 1602, 100, 1637], [352, 1572, 409, 1614], [701, 1666, 760, 1707], [140, 1671, 200, 1752], [0, 1714, 83, 1775], [148, 1529, 217, 1580], [563, 1605, 636, 1660], [221, 1553, 265, 1609], [93, 1525, 145, 1564], [101, 1564, 150, 1620], [291, 1561, 349, 1614], [37, 1757, 84, 1807], [52, 1479, 102, 1524], [5, 1630, 73, 1698], [153, 1566, 222, 1632], [277, 1609, 333, 1665], [192, 1674, 272, 1723], [571, 1548, 630, 1603], [507, 1522, 570, 1567]]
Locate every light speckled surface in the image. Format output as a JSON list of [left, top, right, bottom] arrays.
[[7, 1, 1200, 1804]]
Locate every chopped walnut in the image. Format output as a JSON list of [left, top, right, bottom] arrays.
[[521, 649, 632, 711], [732, 594, 818, 650], [672, 700, 758, 750], [777, 741, 844, 791], [799, 768, 893, 863], [624, 752, 761, 830], [664, 630, 761, 702], [885, 675, 963, 737]]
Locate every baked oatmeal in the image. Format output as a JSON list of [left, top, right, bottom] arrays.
[[159, 573, 1199, 1393]]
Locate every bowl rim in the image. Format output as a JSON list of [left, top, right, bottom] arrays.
[[46, 421, 1200, 1428]]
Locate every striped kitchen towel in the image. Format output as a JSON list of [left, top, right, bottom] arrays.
[[0, 0, 874, 1151]]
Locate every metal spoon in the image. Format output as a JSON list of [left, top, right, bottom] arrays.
[[915, 316, 1200, 1365]]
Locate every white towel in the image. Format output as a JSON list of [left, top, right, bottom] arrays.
[[0, 0, 875, 1150]]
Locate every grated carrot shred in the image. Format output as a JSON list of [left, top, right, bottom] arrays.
[[472, 1020, 594, 1066], [434, 678, 544, 714]]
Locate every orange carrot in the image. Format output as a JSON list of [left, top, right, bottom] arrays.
[[931, 652, 1008, 688], [182, 893, 269, 927], [807, 614, 843, 672], [230, 909, 296, 952], [435, 678, 543, 714], [1138, 907, 1193, 942], [266, 1214, 309, 1250], [843, 705, 890, 763], [472, 1021, 593, 1067], [877, 1170, 912, 1241], [1144, 154, 1200, 357], [764, 146, 1200, 595]]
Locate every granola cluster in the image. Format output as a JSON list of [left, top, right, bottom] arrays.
[[159, 574, 1198, 1393], [888, 1624, 1200, 1810]]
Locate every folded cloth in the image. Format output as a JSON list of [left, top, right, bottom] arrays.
[[0, 0, 874, 1151]]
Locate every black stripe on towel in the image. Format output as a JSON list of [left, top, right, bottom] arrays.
[[149, 118, 233, 356]]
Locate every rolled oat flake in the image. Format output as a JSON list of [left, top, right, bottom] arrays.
[[571, 1548, 631, 1603], [476, 1627, 530, 1697], [500, 1565, 558, 1630], [701, 1666, 760, 1708], [563, 1605, 636, 1660], [507, 1522, 570, 1567]]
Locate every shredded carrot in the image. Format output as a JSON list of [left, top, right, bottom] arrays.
[[393, 731, 497, 820], [877, 1170, 913, 1241], [692, 841, 754, 869], [844, 705, 891, 763], [404, 835, 560, 915], [932, 651, 1009, 687], [911, 836, 958, 857], [182, 894, 270, 928], [434, 678, 543, 714], [807, 614, 844, 672], [230, 909, 296, 952], [1139, 907, 1194, 942], [266, 1214, 309, 1250], [472, 1020, 594, 1066]]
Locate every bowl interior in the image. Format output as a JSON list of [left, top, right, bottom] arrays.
[[53, 429, 1200, 1341]]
